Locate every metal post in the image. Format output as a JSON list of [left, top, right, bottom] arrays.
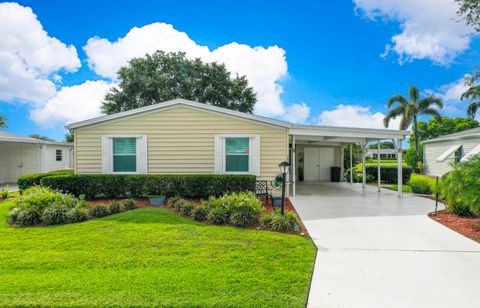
[[281, 172, 286, 215], [350, 144, 353, 184], [292, 135, 296, 197], [397, 138, 403, 197], [361, 142, 366, 189], [435, 176, 439, 213], [340, 144, 345, 182], [377, 140, 381, 192]]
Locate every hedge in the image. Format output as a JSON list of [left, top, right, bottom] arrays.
[[346, 165, 412, 184], [17, 169, 74, 190], [39, 174, 256, 199]]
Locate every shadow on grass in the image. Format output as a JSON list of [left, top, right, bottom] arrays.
[[100, 207, 204, 226]]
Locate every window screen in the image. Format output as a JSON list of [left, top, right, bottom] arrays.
[[225, 137, 249, 172], [113, 138, 137, 172]]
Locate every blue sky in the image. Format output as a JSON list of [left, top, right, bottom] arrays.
[[0, 0, 479, 140]]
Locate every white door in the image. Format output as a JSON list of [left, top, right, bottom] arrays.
[[304, 147, 335, 181], [304, 147, 320, 181], [0, 143, 39, 183]]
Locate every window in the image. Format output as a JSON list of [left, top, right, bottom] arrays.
[[56, 150, 62, 161], [113, 137, 137, 172], [225, 137, 249, 172], [454, 146, 463, 163]]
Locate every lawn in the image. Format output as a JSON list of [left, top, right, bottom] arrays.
[[0, 201, 316, 307]]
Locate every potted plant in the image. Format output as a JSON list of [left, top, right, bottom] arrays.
[[149, 195, 166, 206]]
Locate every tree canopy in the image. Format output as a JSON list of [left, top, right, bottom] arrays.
[[366, 141, 395, 149], [456, 0, 480, 31], [102, 51, 257, 115], [0, 115, 6, 129], [412, 116, 479, 143], [29, 134, 55, 142]]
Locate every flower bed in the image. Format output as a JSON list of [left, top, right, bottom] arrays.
[[429, 210, 480, 242]]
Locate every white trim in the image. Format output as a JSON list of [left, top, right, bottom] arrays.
[[460, 144, 480, 162], [436, 144, 462, 162]]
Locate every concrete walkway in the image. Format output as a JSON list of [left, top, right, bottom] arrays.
[[291, 183, 480, 308]]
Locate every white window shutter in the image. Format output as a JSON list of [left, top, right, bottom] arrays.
[[214, 135, 223, 173], [101, 136, 111, 174], [250, 135, 261, 176], [138, 136, 148, 174]]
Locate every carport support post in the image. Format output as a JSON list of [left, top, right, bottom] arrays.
[[349, 144, 353, 184], [292, 135, 296, 197], [361, 142, 366, 189], [377, 140, 381, 192], [397, 138, 403, 197]]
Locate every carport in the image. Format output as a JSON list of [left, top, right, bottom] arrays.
[[289, 125, 409, 196]]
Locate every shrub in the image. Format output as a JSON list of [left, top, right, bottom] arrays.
[[168, 196, 182, 208], [67, 206, 88, 223], [178, 201, 195, 216], [192, 206, 209, 221], [40, 174, 256, 200], [41, 203, 69, 225], [17, 169, 73, 190], [260, 211, 274, 229], [348, 165, 412, 184], [0, 185, 10, 199], [269, 211, 299, 232], [207, 206, 230, 225], [89, 204, 109, 218], [408, 174, 438, 195], [123, 199, 136, 211], [108, 201, 121, 214], [225, 192, 262, 227], [440, 156, 480, 216], [15, 209, 42, 226], [7, 208, 21, 225]]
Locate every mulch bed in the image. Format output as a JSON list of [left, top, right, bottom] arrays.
[[429, 210, 480, 242], [88, 197, 309, 236]]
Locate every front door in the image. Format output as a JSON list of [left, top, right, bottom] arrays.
[[304, 147, 335, 181]]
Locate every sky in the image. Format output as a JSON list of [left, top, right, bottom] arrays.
[[0, 0, 479, 141]]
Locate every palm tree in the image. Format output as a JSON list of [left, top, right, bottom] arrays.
[[461, 85, 480, 119], [384, 85, 443, 156]]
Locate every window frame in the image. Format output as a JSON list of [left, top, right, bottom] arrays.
[[55, 149, 62, 161], [112, 137, 137, 173], [224, 137, 251, 174], [101, 135, 147, 175]]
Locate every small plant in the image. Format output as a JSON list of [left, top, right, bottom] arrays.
[[259, 211, 274, 229], [7, 208, 21, 225], [67, 206, 88, 223], [168, 196, 182, 208], [263, 210, 299, 232], [192, 206, 208, 221], [0, 185, 10, 199], [89, 204, 109, 218], [178, 201, 195, 216], [123, 199, 136, 211], [41, 203, 69, 225], [108, 200, 121, 214], [15, 208, 42, 226], [207, 206, 230, 225]]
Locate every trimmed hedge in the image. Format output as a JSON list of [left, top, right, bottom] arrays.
[[346, 165, 412, 184], [17, 169, 74, 190], [40, 174, 256, 199]]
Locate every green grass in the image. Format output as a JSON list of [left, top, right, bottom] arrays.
[[0, 201, 316, 307]]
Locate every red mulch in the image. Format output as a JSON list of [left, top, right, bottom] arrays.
[[88, 197, 309, 236], [429, 210, 480, 242]]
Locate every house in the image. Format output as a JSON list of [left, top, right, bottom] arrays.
[[365, 148, 397, 159], [67, 99, 409, 196], [0, 131, 73, 184], [423, 127, 480, 176]]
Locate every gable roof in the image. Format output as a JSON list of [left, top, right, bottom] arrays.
[[423, 127, 480, 144], [67, 99, 292, 129], [0, 130, 72, 146]]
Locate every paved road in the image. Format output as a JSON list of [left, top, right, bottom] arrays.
[[291, 183, 480, 308]]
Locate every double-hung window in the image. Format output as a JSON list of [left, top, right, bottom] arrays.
[[225, 137, 250, 172], [56, 150, 62, 161], [113, 137, 137, 172]]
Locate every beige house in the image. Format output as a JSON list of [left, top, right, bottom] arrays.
[[67, 99, 409, 196], [423, 127, 480, 176], [0, 131, 73, 184]]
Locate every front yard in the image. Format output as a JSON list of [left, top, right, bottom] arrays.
[[0, 200, 316, 307]]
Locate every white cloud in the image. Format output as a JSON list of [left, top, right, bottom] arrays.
[[83, 22, 287, 116], [30, 80, 113, 126], [282, 102, 310, 124], [0, 2, 80, 104], [354, 0, 475, 65], [427, 77, 469, 114], [317, 104, 401, 129]]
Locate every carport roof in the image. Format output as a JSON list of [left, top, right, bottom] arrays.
[[0, 131, 72, 146]]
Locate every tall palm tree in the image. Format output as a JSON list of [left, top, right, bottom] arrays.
[[461, 85, 480, 119], [384, 85, 443, 156]]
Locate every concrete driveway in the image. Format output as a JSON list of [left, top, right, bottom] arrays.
[[290, 183, 480, 308]]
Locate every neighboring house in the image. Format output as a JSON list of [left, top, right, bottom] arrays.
[[365, 148, 397, 159], [67, 99, 408, 196], [423, 127, 480, 176], [0, 131, 73, 184]]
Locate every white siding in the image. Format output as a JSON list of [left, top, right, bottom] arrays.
[[424, 137, 480, 176], [44, 144, 73, 171]]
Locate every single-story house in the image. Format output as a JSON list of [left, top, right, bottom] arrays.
[[67, 99, 409, 196], [0, 131, 73, 184], [423, 127, 480, 176], [365, 148, 398, 159]]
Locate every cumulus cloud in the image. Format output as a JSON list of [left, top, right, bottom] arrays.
[[30, 80, 114, 126], [354, 0, 475, 65], [317, 104, 401, 129], [426, 77, 470, 114], [83, 22, 287, 116], [282, 102, 311, 124], [0, 2, 80, 104]]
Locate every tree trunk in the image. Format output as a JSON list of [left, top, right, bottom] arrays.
[[413, 115, 419, 157]]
